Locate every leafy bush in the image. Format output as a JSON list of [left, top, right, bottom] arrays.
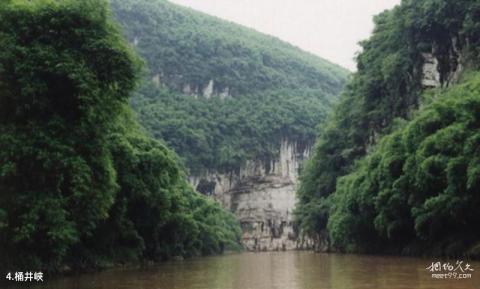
[[296, 0, 480, 257], [0, 0, 240, 272], [329, 73, 480, 256]]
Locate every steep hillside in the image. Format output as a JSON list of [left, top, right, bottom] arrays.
[[109, 0, 349, 251], [110, 0, 349, 175], [329, 72, 480, 256], [296, 0, 480, 257], [111, 0, 347, 99]]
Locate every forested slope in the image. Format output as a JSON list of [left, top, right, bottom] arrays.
[[0, 0, 240, 272], [111, 0, 347, 97], [296, 0, 480, 257], [110, 0, 350, 174], [330, 73, 480, 256]]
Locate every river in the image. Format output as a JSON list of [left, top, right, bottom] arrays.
[[5, 252, 480, 289]]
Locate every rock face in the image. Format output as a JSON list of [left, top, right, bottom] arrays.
[[189, 139, 311, 251], [421, 53, 442, 88], [421, 37, 464, 89], [181, 79, 231, 99], [202, 79, 214, 99]]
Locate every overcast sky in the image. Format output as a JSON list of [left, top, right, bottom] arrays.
[[169, 0, 400, 70]]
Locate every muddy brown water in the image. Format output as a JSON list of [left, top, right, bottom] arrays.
[[4, 251, 480, 289]]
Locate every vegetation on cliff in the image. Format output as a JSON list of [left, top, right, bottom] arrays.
[[0, 0, 240, 272], [296, 0, 480, 257], [110, 0, 349, 175], [330, 73, 480, 256]]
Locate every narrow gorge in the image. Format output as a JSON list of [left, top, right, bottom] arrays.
[[110, 0, 349, 251], [189, 139, 312, 250], [4, 0, 480, 286]]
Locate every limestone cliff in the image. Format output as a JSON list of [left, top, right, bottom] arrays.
[[189, 139, 311, 251], [421, 37, 464, 89]]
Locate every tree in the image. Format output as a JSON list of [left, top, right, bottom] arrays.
[[0, 0, 241, 271], [0, 0, 140, 270]]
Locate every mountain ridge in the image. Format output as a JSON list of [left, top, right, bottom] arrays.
[[110, 0, 349, 175], [111, 0, 348, 99]]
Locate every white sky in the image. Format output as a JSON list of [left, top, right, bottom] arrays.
[[169, 0, 400, 71]]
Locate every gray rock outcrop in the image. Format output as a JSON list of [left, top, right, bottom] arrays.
[[189, 139, 311, 251]]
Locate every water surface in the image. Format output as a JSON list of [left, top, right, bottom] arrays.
[[6, 252, 480, 289]]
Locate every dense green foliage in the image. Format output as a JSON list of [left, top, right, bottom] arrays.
[[111, 0, 347, 97], [110, 0, 349, 174], [102, 116, 241, 262], [132, 84, 332, 174], [296, 0, 480, 257], [0, 0, 240, 272], [329, 73, 480, 256]]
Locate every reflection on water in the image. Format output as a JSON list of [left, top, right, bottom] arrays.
[[7, 252, 480, 289]]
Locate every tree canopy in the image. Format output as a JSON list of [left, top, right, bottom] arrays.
[[0, 0, 240, 272], [329, 72, 480, 256], [296, 0, 480, 257], [110, 0, 349, 175]]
